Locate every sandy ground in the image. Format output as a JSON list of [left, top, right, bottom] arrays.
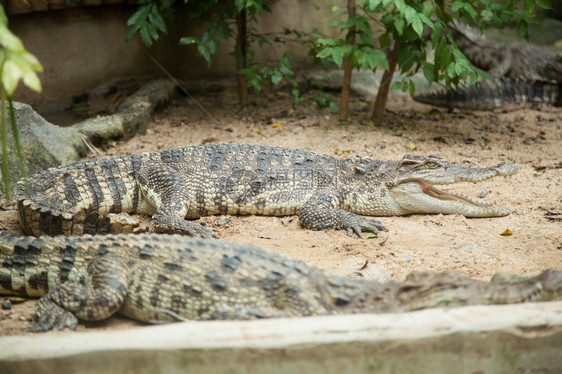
[[1, 85, 561, 335]]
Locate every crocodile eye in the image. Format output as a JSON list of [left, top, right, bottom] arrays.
[[425, 162, 437, 168]]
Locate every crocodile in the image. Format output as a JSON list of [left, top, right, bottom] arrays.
[[413, 22, 562, 110], [16, 144, 517, 238], [1, 233, 560, 332], [413, 78, 561, 110]]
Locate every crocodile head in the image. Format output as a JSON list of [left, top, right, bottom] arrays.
[[396, 269, 562, 311], [384, 155, 517, 217]]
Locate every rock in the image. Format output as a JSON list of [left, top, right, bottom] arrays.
[[74, 79, 176, 140], [308, 69, 433, 98], [1, 299, 12, 310], [0, 102, 86, 199], [1, 79, 176, 199]]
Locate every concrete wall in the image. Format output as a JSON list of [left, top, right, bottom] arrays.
[[2, 302, 562, 374], [9, 2, 343, 113]]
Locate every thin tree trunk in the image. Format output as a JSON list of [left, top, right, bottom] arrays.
[[371, 39, 400, 124], [235, 8, 248, 106], [339, 0, 356, 122]]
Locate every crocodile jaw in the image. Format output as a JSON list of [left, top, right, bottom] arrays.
[[389, 181, 512, 217]]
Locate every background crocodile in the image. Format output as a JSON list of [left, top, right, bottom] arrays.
[[16, 144, 516, 238], [414, 22, 562, 110], [1, 233, 559, 332]]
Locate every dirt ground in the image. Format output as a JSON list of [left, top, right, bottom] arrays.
[[1, 84, 561, 335]]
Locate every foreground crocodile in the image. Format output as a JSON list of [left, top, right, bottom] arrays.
[[0, 233, 559, 332], [16, 144, 516, 238], [414, 22, 562, 110]]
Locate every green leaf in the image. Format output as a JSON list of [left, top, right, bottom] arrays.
[[146, 23, 159, 41], [316, 38, 336, 46], [233, 0, 245, 12], [422, 63, 435, 84], [316, 47, 333, 59], [0, 26, 24, 52], [355, 16, 372, 38], [271, 71, 283, 85], [1, 50, 43, 95], [394, 18, 405, 35], [126, 5, 150, 27], [198, 45, 212, 64], [481, 9, 493, 23], [207, 38, 220, 55], [451, 0, 462, 13], [148, 8, 168, 34], [125, 26, 139, 42], [368, 49, 389, 70], [418, 13, 433, 28], [536, 0, 552, 9], [394, 0, 406, 15], [390, 81, 402, 90], [422, 3, 433, 17], [431, 22, 443, 46], [446, 62, 456, 78], [2, 60, 22, 95], [409, 80, 415, 96], [0, 6, 7, 25], [411, 15, 423, 37], [329, 100, 339, 114], [331, 47, 344, 67], [517, 21, 528, 40], [364, 0, 382, 12], [179, 36, 198, 45], [22, 71, 41, 93], [139, 26, 153, 46], [404, 6, 416, 23], [379, 33, 390, 48]]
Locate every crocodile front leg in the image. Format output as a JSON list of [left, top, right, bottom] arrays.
[[299, 191, 386, 237], [28, 256, 128, 332], [137, 166, 214, 238]]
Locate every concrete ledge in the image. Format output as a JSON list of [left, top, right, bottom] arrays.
[[1, 301, 561, 374]]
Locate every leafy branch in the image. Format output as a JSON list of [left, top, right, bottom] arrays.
[[0, 5, 43, 199], [314, 0, 552, 124]]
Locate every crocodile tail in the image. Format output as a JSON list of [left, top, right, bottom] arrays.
[[413, 78, 562, 110], [16, 155, 140, 236]]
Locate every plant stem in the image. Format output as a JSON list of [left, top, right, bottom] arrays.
[[371, 39, 400, 124], [235, 7, 248, 106], [1, 86, 9, 200], [339, 0, 356, 122], [9, 98, 28, 195]]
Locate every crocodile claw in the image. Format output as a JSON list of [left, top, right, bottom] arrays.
[[152, 214, 215, 238], [27, 297, 78, 332], [346, 217, 387, 238]]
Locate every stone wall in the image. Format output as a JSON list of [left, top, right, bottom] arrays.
[[8, 1, 343, 113]]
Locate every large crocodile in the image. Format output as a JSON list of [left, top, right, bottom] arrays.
[[16, 144, 517, 238], [0, 233, 559, 332], [414, 22, 562, 110]]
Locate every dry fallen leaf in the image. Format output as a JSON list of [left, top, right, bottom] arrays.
[[362, 232, 378, 239], [500, 229, 513, 236]]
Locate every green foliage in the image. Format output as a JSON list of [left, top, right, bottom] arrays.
[[239, 52, 295, 92], [0, 6, 43, 199], [125, 0, 175, 47], [127, 0, 297, 97], [314, 0, 551, 96]]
